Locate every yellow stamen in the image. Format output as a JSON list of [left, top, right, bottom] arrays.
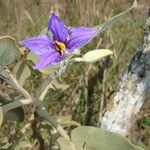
[[55, 41, 66, 55]]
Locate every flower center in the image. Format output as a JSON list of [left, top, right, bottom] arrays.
[[54, 41, 66, 55]]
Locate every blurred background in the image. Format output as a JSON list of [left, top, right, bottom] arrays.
[[0, 0, 150, 149]]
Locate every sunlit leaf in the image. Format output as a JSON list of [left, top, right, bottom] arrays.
[[13, 61, 31, 86], [27, 51, 39, 63], [71, 126, 143, 150], [40, 65, 59, 75], [75, 49, 113, 63], [58, 126, 144, 150], [57, 138, 73, 150], [0, 36, 20, 65], [52, 80, 70, 91], [57, 115, 80, 127]]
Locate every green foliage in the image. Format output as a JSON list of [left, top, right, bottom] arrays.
[[0, 142, 12, 149], [13, 60, 31, 86], [0, 36, 20, 65], [4, 106, 24, 122], [137, 142, 150, 150], [40, 27, 53, 37], [58, 138, 73, 150], [58, 126, 144, 150], [143, 118, 150, 126], [0, 95, 24, 123], [99, 0, 137, 34]]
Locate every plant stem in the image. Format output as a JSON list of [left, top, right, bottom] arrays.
[[0, 66, 70, 140], [1, 98, 32, 113]]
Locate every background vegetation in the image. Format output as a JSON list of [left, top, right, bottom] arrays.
[[0, 0, 150, 149]]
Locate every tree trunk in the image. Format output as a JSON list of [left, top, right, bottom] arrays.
[[100, 11, 150, 136]]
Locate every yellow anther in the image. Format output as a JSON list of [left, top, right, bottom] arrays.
[[55, 41, 66, 55]]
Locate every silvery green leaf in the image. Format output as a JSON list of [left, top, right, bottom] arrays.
[[71, 126, 143, 150], [57, 138, 73, 150], [99, 0, 137, 34], [58, 126, 143, 150], [0, 36, 20, 65], [0, 95, 24, 122], [40, 27, 48, 35], [72, 49, 80, 55], [75, 49, 113, 63], [27, 51, 39, 63], [83, 0, 137, 48], [13, 61, 31, 86]]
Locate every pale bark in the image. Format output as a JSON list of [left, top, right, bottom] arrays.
[[100, 13, 150, 136]]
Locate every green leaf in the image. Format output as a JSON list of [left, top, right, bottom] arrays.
[[83, 0, 137, 48], [99, 0, 137, 33], [0, 107, 3, 126], [57, 138, 73, 150], [40, 27, 53, 37], [71, 126, 143, 150], [40, 27, 48, 34], [13, 131, 33, 150], [27, 51, 39, 63], [75, 49, 113, 63], [13, 61, 31, 86], [52, 80, 70, 91], [143, 118, 150, 126], [39, 65, 59, 75], [57, 115, 80, 127], [0, 95, 24, 122], [4, 106, 24, 122], [0, 143, 12, 149], [137, 142, 150, 150], [0, 36, 20, 65]]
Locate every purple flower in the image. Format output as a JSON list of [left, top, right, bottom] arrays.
[[19, 12, 97, 69]]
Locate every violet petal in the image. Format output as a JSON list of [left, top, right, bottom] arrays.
[[67, 27, 98, 51], [19, 34, 55, 55], [48, 12, 68, 43], [33, 52, 63, 69]]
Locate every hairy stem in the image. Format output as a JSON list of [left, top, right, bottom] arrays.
[[0, 66, 70, 140]]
